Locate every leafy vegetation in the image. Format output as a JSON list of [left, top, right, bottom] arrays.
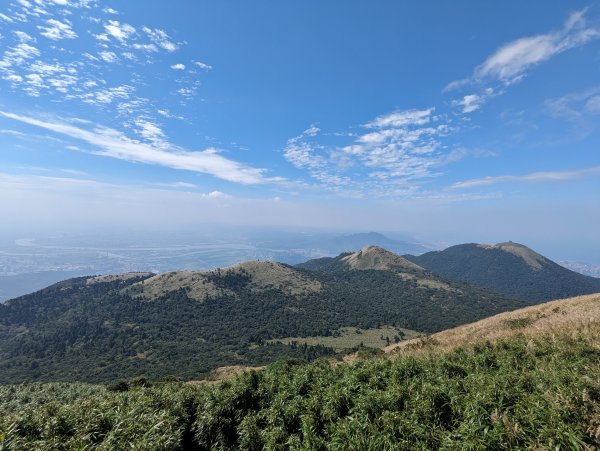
[[0, 248, 524, 383], [406, 243, 600, 302], [1, 327, 599, 449]]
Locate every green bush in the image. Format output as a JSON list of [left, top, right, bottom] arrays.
[[0, 329, 599, 449]]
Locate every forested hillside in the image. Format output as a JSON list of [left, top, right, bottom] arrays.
[[1, 294, 599, 449], [406, 242, 600, 301], [0, 246, 523, 383]]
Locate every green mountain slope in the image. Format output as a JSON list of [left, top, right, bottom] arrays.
[[1, 294, 599, 449], [0, 246, 523, 383], [405, 241, 600, 302]]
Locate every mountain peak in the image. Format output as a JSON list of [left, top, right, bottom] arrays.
[[128, 260, 321, 302], [479, 241, 549, 270], [341, 246, 423, 272]]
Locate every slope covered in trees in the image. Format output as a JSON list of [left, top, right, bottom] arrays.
[[405, 242, 600, 301], [1, 294, 599, 449], [0, 247, 523, 383]]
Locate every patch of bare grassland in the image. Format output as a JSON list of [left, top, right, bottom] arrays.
[[86, 272, 154, 285], [386, 292, 600, 355], [126, 261, 321, 302], [478, 241, 548, 270], [269, 326, 422, 352], [127, 271, 236, 302], [229, 260, 322, 295], [341, 245, 423, 272]]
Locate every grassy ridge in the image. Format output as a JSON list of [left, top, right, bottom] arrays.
[[1, 324, 599, 449]]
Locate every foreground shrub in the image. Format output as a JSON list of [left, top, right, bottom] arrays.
[[0, 330, 599, 449]]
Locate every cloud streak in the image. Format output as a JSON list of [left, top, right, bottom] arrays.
[[1, 111, 278, 185], [446, 9, 600, 117], [452, 166, 600, 189], [448, 8, 599, 90]]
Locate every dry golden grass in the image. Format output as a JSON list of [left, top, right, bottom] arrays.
[[86, 272, 153, 285], [126, 261, 321, 302], [269, 326, 422, 351], [230, 260, 322, 295], [341, 245, 423, 272], [478, 241, 547, 270], [385, 292, 600, 356], [127, 271, 236, 302]]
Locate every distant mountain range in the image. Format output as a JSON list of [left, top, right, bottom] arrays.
[[0, 231, 433, 302], [0, 246, 519, 383], [559, 261, 600, 278], [405, 241, 600, 302]]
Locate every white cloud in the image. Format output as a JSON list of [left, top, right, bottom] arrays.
[[0, 111, 276, 185], [3, 74, 23, 83], [103, 7, 118, 15], [447, 8, 600, 89], [202, 190, 231, 199], [75, 85, 134, 105], [170, 63, 185, 70], [283, 107, 470, 197], [103, 20, 135, 42], [133, 118, 167, 147], [158, 181, 198, 188], [142, 27, 178, 52], [98, 51, 117, 63], [177, 87, 196, 98], [0, 13, 15, 23], [585, 95, 600, 113], [365, 108, 434, 128], [0, 43, 40, 68], [452, 166, 600, 189], [14, 30, 34, 42], [38, 18, 77, 40], [132, 43, 158, 52], [193, 60, 212, 71], [545, 85, 600, 119], [451, 88, 495, 113], [94, 33, 110, 42]]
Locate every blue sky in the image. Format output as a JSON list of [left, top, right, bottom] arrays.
[[1, 1, 599, 261]]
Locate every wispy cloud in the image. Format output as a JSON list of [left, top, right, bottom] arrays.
[[142, 27, 178, 52], [193, 60, 212, 71], [170, 63, 185, 70], [38, 18, 77, 40], [452, 166, 600, 189], [103, 20, 135, 42], [545, 85, 600, 120], [445, 8, 600, 117], [451, 88, 494, 113], [448, 8, 599, 91], [1, 111, 278, 185]]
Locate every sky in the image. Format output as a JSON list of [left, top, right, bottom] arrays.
[[0, 1, 599, 262]]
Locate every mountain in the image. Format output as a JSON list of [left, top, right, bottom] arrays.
[[313, 232, 432, 256], [0, 246, 522, 383], [405, 241, 600, 302]]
